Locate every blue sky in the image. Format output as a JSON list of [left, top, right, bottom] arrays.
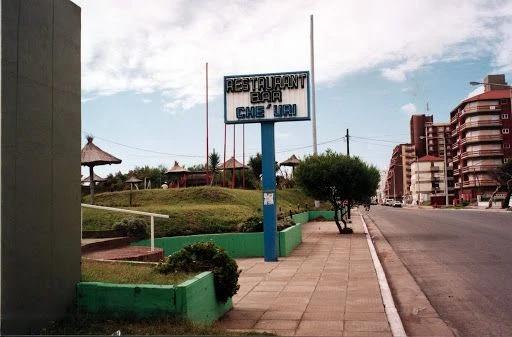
[[74, 0, 512, 178]]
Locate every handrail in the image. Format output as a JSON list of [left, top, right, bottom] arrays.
[[81, 203, 170, 251]]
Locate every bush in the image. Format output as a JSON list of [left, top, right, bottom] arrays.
[[238, 215, 295, 232], [155, 241, 240, 302], [112, 218, 149, 240], [238, 216, 263, 232], [461, 200, 470, 207]]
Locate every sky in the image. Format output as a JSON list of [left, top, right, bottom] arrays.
[[74, 0, 512, 179]]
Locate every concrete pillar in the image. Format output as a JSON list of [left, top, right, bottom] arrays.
[[1, 0, 81, 333]]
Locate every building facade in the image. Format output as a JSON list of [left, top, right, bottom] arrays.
[[384, 143, 415, 201], [410, 155, 451, 205], [449, 75, 512, 201], [410, 114, 433, 158]]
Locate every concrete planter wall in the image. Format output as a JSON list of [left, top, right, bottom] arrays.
[[77, 271, 231, 323]]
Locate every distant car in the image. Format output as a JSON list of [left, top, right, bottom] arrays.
[[385, 199, 394, 206], [392, 200, 402, 207]]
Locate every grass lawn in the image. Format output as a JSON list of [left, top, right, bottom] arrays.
[[82, 186, 324, 237], [81, 259, 195, 285], [43, 259, 273, 335], [43, 315, 274, 335]]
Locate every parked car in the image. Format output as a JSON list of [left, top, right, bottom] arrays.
[[385, 199, 394, 206], [392, 200, 402, 207]]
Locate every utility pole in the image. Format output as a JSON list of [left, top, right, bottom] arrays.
[[346, 128, 351, 222], [310, 14, 317, 155]]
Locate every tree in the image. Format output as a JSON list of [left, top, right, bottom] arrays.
[[294, 151, 380, 234], [248, 153, 263, 180], [488, 160, 512, 209], [209, 149, 221, 186]]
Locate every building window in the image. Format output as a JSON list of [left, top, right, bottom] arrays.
[[504, 143, 511, 149], [503, 128, 510, 134], [502, 114, 509, 119]]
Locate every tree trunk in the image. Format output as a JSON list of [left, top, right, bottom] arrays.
[[89, 165, 95, 205], [503, 179, 512, 209], [487, 184, 501, 209]]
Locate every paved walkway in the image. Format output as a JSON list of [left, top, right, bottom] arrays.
[[216, 209, 392, 336]]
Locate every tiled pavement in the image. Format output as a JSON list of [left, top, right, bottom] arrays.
[[216, 209, 392, 336]]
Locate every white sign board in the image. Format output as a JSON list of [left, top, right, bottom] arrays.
[[224, 71, 311, 124]]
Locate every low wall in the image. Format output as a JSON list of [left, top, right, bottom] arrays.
[[279, 222, 302, 256], [133, 221, 306, 258], [77, 272, 231, 323], [133, 232, 265, 258]]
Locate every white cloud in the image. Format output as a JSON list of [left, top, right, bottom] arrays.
[[73, 0, 512, 112], [400, 103, 417, 116], [466, 85, 485, 99]]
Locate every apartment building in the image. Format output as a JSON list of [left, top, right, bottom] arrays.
[[410, 155, 452, 205], [449, 74, 512, 201], [384, 143, 415, 201]]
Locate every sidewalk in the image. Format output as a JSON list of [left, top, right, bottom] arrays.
[[216, 209, 392, 336]]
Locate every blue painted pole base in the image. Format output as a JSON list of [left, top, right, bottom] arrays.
[[261, 122, 278, 262]]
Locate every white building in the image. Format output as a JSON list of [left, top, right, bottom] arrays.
[[410, 155, 448, 205]]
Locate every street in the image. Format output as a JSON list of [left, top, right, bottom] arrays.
[[367, 206, 512, 337]]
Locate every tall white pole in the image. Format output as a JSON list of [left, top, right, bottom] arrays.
[[310, 14, 318, 155], [443, 133, 449, 206]]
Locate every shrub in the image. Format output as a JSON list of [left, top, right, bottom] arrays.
[[461, 200, 470, 207], [112, 218, 149, 240], [155, 241, 240, 302], [238, 216, 263, 232], [238, 215, 295, 232]]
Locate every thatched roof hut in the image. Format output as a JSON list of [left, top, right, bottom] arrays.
[[80, 136, 121, 204], [217, 156, 248, 170]]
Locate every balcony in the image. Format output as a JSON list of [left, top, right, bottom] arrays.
[[461, 134, 503, 146], [462, 104, 501, 116], [460, 119, 502, 131], [451, 128, 459, 137], [460, 149, 504, 159], [461, 165, 498, 173], [462, 179, 497, 187], [450, 112, 459, 124]]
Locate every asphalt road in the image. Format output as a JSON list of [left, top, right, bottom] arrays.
[[367, 206, 512, 337]]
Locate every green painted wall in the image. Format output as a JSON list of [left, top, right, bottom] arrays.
[[133, 232, 264, 258], [292, 212, 309, 224], [308, 210, 339, 221], [77, 282, 177, 317], [176, 272, 232, 323], [279, 222, 302, 256], [77, 272, 231, 323]]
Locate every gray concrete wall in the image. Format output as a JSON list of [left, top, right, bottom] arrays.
[[1, 0, 81, 333]]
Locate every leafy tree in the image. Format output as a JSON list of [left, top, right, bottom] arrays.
[[294, 151, 379, 233], [248, 153, 263, 180], [209, 149, 221, 186], [248, 152, 279, 186], [488, 160, 512, 208]]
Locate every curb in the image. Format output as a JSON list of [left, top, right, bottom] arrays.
[[361, 214, 407, 337], [362, 212, 456, 337]]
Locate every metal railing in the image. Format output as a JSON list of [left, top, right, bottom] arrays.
[[460, 149, 504, 159], [81, 203, 170, 251]]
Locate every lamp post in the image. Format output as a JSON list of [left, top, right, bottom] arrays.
[[470, 80, 512, 115], [420, 135, 449, 206]]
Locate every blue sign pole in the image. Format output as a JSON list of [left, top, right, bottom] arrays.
[[261, 122, 278, 262]]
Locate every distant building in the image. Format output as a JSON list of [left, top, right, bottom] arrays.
[[449, 74, 512, 201], [410, 155, 453, 205], [410, 114, 433, 158], [384, 143, 415, 201], [376, 170, 388, 203]]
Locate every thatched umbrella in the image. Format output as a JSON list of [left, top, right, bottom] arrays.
[[81, 136, 121, 204], [81, 173, 106, 184], [125, 176, 142, 190], [165, 161, 189, 187], [216, 156, 248, 170], [280, 154, 301, 175], [217, 156, 248, 188]]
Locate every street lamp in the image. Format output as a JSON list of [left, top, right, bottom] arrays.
[[420, 134, 449, 206]]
